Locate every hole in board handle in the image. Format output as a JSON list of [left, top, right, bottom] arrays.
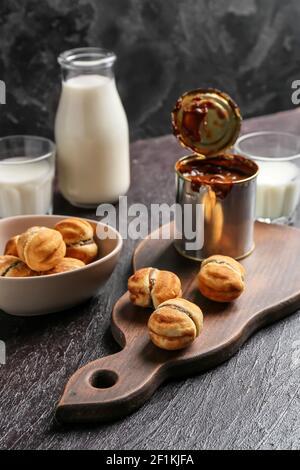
[[90, 370, 118, 389]]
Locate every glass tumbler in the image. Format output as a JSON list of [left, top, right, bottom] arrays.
[[235, 131, 300, 224], [0, 135, 55, 217]]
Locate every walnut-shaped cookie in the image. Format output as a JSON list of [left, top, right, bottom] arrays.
[[55, 218, 98, 264], [198, 255, 245, 302], [128, 267, 182, 308], [148, 298, 203, 350], [0, 255, 36, 277], [45, 257, 85, 275], [4, 235, 19, 257], [17, 226, 66, 272]]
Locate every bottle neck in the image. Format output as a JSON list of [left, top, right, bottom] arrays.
[[60, 65, 115, 82], [58, 47, 116, 82]]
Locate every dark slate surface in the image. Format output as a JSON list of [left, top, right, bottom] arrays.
[[0, 109, 300, 450], [0, 0, 300, 140]]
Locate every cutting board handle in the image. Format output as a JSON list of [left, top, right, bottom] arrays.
[[56, 342, 162, 424]]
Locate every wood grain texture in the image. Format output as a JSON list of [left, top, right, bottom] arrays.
[[1, 110, 300, 448], [56, 222, 300, 424]]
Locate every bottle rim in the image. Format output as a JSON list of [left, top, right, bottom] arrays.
[[58, 47, 116, 70]]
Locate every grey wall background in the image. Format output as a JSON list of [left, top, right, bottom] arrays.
[[0, 0, 299, 141]]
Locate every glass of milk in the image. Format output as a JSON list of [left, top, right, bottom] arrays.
[[235, 131, 300, 224], [0, 136, 55, 218], [55, 47, 130, 207]]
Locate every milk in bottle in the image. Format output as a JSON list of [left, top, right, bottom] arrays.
[[55, 48, 130, 206]]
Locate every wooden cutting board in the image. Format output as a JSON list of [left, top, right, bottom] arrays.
[[56, 221, 300, 424]]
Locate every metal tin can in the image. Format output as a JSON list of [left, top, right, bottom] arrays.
[[172, 88, 259, 260]]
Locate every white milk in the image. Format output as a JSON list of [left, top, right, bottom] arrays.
[[0, 158, 54, 217], [55, 74, 130, 206], [256, 161, 300, 220]]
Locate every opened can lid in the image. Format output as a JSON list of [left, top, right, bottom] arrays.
[[171, 88, 242, 157]]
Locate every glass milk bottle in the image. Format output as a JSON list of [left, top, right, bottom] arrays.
[[55, 48, 130, 206]]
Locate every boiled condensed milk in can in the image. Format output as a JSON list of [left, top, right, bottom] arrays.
[[172, 88, 259, 261]]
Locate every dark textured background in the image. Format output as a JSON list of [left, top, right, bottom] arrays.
[[0, 0, 300, 140]]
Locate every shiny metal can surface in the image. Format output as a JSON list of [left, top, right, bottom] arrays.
[[174, 153, 259, 261]]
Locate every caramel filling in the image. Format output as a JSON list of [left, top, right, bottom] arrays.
[[156, 302, 194, 320], [70, 238, 94, 248], [148, 268, 158, 292], [1, 260, 22, 277], [152, 302, 199, 336]]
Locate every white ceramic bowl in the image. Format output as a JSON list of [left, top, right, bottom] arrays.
[[0, 215, 123, 316]]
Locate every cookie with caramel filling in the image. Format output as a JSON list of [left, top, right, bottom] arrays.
[[0, 255, 36, 277], [4, 235, 19, 257], [55, 218, 98, 264], [17, 226, 66, 272], [198, 255, 245, 302], [128, 267, 182, 308], [44, 257, 85, 275], [148, 298, 203, 350]]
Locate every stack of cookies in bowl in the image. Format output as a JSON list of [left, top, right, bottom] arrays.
[[0, 215, 122, 316], [0, 218, 98, 277]]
